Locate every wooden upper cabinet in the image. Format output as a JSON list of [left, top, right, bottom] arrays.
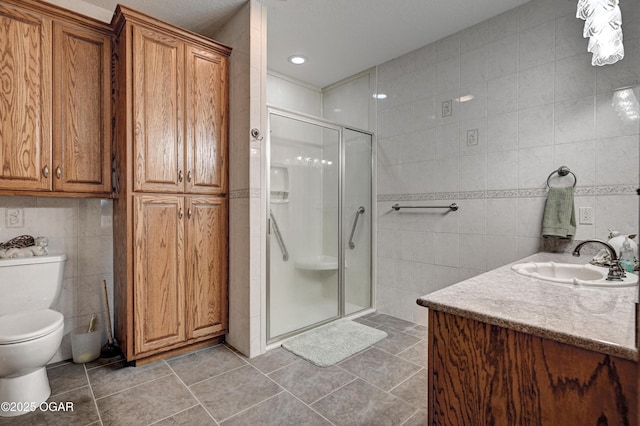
[[53, 23, 111, 193], [185, 197, 228, 339], [133, 25, 184, 193], [0, 4, 51, 191], [185, 46, 228, 195], [133, 194, 186, 354]]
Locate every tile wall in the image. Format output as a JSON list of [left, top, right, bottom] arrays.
[[0, 197, 113, 362], [375, 0, 640, 325]]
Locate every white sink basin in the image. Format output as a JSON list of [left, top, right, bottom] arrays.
[[511, 262, 638, 287]]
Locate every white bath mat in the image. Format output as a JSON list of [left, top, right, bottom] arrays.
[[281, 319, 387, 367]]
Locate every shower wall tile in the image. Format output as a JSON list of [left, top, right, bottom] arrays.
[[459, 234, 486, 271], [486, 198, 518, 236], [595, 37, 640, 95], [460, 48, 487, 87], [518, 0, 555, 31], [458, 155, 487, 192], [555, 15, 588, 60], [413, 65, 437, 99], [595, 91, 640, 139], [553, 140, 596, 187], [433, 233, 459, 267], [487, 8, 519, 44], [518, 146, 554, 189], [459, 83, 487, 121], [458, 199, 486, 235], [487, 150, 518, 190], [436, 56, 461, 95], [460, 22, 488, 54], [595, 135, 639, 186], [486, 235, 519, 270], [595, 195, 639, 240]]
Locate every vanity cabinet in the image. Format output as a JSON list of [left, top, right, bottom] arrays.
[[428, 309, 637, 425], [112, 5, 230, 363], [0, 0, 111, 196]]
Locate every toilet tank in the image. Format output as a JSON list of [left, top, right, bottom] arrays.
[[0, 253, 67, 315]]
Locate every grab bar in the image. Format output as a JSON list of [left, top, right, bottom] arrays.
[[392, 203, 458, 212], [269, 210, 289, 261], [348, 206, 365, 249]]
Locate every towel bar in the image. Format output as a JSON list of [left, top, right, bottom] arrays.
[[546, 166, 577, 188], [392, 203, 458, 212]]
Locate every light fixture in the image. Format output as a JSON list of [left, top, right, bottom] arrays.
[[612, 86, 639, 121], [288, 55, 306, 65], [372, 93, 387, 99], [576, 0, 624, 66]]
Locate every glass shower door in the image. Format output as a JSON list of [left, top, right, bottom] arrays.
[[267, 111, 341, 341], [343, 128, 372, 315]]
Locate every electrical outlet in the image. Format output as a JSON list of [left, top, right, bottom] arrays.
[[6, 208, 24, 228], [579, 207, 593, 225]]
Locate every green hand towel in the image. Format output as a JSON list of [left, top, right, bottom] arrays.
[[542, 186, 576, 238]]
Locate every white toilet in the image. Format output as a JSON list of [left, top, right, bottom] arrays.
[[0, 253, 66, 417]]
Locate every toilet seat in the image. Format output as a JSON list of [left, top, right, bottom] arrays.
[[0, 309, 64, 344]]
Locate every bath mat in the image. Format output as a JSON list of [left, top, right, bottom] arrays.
[[281, 319, 387, 367]]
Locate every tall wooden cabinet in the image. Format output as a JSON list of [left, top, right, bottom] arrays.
[[0, 0, 111, 197], [111, 6, 230, 363]]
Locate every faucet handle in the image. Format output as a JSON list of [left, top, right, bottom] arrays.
[[605, 260, 626, 281]]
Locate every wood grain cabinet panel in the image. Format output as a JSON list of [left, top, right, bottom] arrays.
[[0, 3, 51, 191], [133, 195, 186, 354], [185, 46, 228, 195], [428, 310, 637, 425], [133, 26, 183, 193], [185, 197, 228, 339], [53, 23, 111, 193]]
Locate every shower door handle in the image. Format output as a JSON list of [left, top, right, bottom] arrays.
[[348, 206, 365, 249], [269, 209, 289, 261]]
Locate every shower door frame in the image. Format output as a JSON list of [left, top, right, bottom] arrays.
[[265, 106, 375, 344]]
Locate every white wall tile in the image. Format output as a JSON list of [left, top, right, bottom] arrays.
[[554, 53, 596, 102], [413, 96, 438, 131], [437, 33, 460, 62], [519, 21, 556, 70], [460, 22, 488, 53], [553, 140, 596, 187], [596, 90, 640, 139], [554, 96, 596, 144], [518, 0, 556, 31], [459, 154, 487, 192], [459, 83, 487, 121], [460, 48, 487, 87], [412, 231, 434, 264], [488, 111, 518, 153], [435, 123, 460, 159], [595, 37, 640, 95], [432, 157, 459, 192], [436, 56, 461, 95], [518, 62, 554, 110], [487, 8, 519, 43], [595, 195, 638, 239], [459, 198, 486, 234], [413, 65, 437, 99], [595, 135, 639, 186], [487, 150, 518, 190], [487, 35, 518, 79], [517, 197, 546, 237], [486, 198, 518, 236], [555, 15, 587, 60], [518, 146, 554, 188], [486, 235, 519, 269], [519, 104, 554, 148], [488, 73, 518, 116], [433, 233, 459, 267], [459, 234, 487, 270]]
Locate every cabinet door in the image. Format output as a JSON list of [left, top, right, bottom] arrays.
[[185, 196, 228, 339], [133, 25, 184, 193], [0, 4, 51, 191], [184, 46, 228, 195], [53, 23, 111, 193], [133, 195, 185, 354]]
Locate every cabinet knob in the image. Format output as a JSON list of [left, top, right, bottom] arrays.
[[187, 208, 192, 218], [187, 170, 192, 182], [178, 170, 184, 182], [56, 166, 61, 179], [179, 208, 184, 219], [42, 165, 49, 178]]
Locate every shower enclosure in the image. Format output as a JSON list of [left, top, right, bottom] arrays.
[[267, 107, 373, 342]]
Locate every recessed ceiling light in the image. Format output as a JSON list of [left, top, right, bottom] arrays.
[[288, 55, 306, 65], [372, 93, 387, 99]]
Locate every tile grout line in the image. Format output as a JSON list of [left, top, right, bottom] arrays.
[[164, 361, 221, 425], [215, 390, 287, 424], [145, 404, 201, 426], [307, 376, 359, 406], [83, 363, 104, 426], [262, 358, 302, 376], [92, 371, 175, 401], [186, 362, 248, 388]]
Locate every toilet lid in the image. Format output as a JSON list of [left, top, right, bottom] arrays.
[[0, 309, 64, 344]]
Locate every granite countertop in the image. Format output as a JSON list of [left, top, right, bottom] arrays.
[[417, 252, 639, 361]]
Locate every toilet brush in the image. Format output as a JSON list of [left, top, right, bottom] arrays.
[[100, 280, 121, 358]]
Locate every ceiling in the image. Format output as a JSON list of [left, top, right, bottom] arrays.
[[80, 0, 531, 88]]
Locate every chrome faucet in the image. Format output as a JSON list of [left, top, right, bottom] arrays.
[[573, 239, 625, 281]]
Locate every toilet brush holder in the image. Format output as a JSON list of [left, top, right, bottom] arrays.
[[70, 326, 102, 364]]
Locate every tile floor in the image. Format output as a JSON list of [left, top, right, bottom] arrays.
[[0, 313, 428, 426]]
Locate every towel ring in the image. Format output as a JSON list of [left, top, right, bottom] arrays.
[[546, 166, 577, 188]]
